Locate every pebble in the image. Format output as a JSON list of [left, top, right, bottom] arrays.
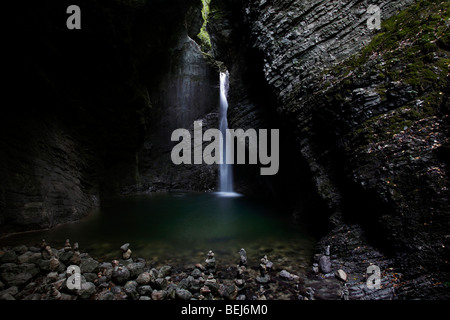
[[175, 288, 192, 300], [312, 263, 319, 273], [158, 265, 172, 278], [122, 249, 132, 260], [136, 272, 151, 285], [279, 270, 299, 281], [120, 243, 130, 252], [155, 278, 168, 290], [191, 268, 202, 279], [138, 285, 153, 296], [256, 274, 270, 284], [124, 281, 139, 300], [335, 269, 348, 282], [151, 290, 167, 300]]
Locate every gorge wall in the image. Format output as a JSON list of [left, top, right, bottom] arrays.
[[2, 0, 221, 232], [215, 0, 448, 298]]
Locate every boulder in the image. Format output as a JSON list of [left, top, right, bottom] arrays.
[[149, 268, 159, 280], [158, 265, 172, 278], [0, 250, 17, 263], [0, 263, 39, 287], [175, 288, 192, 300], [191, 268, 202, 279], [138, 285, 153, 296], [127, 262, 145, 279], [80, 257, 99, 274], [0, 293, 15, 300], [155, 278, 168, 290], [136, 272, 151, 285], [77, 282, 96, 300], [84, 273, 98, 283], [124, 280, 139, 300], [98, 291, 114, 300], [279, 270, 299, 281], [47, 272, 59, 282], [188, 279, 201, 292], [38, 259, 50, 272], [219, 284, 237, 300], [151, 290, 167, 300], [112, 266, 130, 285], [13, 245, 28, 255], [17, 252, 33, 264], [335, 269, 348, 282], [166, 284, 178, 299], [0, 286, 18, 297], [59, 251, 74, 265]]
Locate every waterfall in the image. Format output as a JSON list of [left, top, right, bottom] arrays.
[[218, 71, 236, 196]]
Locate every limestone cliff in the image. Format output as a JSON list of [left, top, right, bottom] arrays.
[[210, 0, 449, 298]]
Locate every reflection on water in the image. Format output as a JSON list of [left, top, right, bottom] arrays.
[[0, 192, 316, 272]]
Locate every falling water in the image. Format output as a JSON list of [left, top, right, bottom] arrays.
[[219, 71, 235, 195]]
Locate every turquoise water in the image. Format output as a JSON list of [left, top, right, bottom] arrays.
[[0, 192, 315, 272]]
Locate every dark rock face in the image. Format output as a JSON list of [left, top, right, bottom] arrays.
[[206, 0, 325, 213], [1, 0, 221, 232], [135, 0, 222, 193], [240, 0, 450, 298]]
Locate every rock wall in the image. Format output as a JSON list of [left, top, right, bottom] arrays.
[[136, 8, 221, 192], [1, 0, 217, 232], [205, 0, 326, 214], [238, 0, 449, 298]]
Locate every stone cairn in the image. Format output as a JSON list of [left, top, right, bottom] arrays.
[[319, 245, 331, 274], [0, 241, 317, 301], [204, 250, 216, 274], [256, 255, 271, 284], [70, 242, 81, 266], [120, 243, 132, 260], [235, 248, 247, 296]]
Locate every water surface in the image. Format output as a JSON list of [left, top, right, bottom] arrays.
[[1, 192, 315, 273]]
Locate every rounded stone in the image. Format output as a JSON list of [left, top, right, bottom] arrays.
[[175, 288, 192, 300], [335, 269, 348, 282]]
